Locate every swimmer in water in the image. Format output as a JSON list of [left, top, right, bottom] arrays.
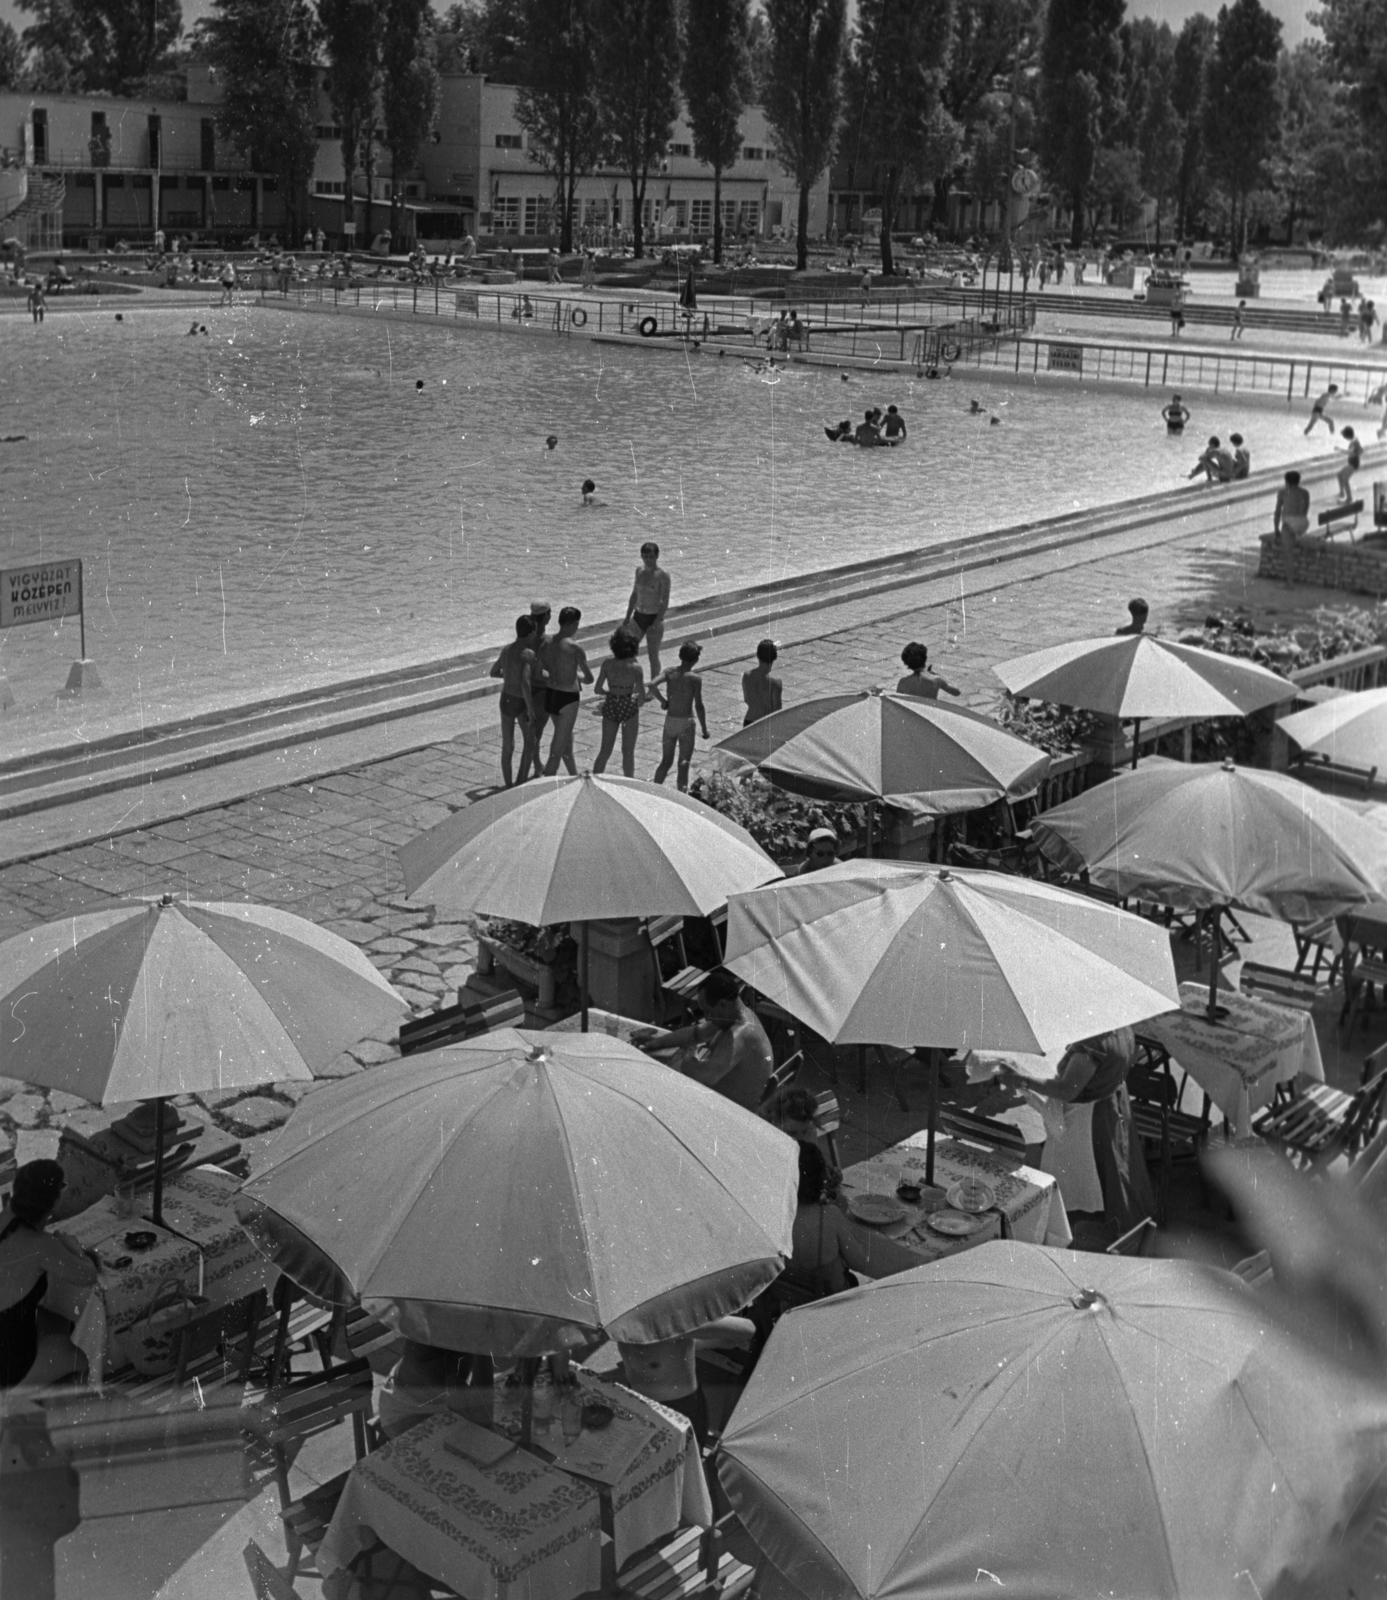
[[187, 321, 199, 335], [582, 478, 597, 505], [881, 405, 907, 443], [989, 415, 1000, 426], [415, 379, 424, 390], [1161, 394, 1190, 434], [854, 411, 883, 447], [546, 435, 558, 450], [969, 399, 983, 415], [825, 420, 853, 442]]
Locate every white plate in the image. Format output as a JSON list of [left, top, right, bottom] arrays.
[[926, 1210, 985, 1237], [947, 1179, 996, 1215], [848, 1193, 908, 1226]]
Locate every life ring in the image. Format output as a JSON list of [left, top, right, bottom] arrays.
[[638, 315, 659, 337], [940, 342, 962, 362], [570, 307, 587, 327]]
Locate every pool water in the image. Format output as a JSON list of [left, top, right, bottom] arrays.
[[0, 305, 1327, 748]]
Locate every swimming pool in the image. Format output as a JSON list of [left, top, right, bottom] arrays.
[[0, 305, 1329, 753]]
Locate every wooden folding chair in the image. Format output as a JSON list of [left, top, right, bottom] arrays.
[[245, 1356, 377, 1581], [1106, 1217, 1157, 1257], [1252, 1062, 1387, 1169], [938, 1106, 1029, 1160], [614, 1512, 756, 1600], [398, 988, 524, 1055], [1127, 1037, 1210, 1223], [1238, 962, 1321, 1013]]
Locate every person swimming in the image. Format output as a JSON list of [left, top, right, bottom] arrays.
[[969, 399, 983, 415], [582, 478, 597, 505], [415, 379, 424, 391], [881, 405, 907, 443], [824, 420, 854, 442], [1162, 394, 1191, 434], [546, 434, 558, 450]]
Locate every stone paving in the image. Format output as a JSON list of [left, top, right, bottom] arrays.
[[2, 474, 1376, 1179]]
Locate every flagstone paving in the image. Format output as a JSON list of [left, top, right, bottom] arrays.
[[0, 489, 1379, 1173]]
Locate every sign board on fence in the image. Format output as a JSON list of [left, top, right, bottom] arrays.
[[455, 290, 480, 315], [1, 560, 82, 628], [1047, 343, 1083, 375]]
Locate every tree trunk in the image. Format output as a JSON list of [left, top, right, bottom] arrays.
[[713, 163, 723, 264], [363, 131, 375, 247], [796, 181, 809, 272], [879, 180, 895, 276], [1154, 195, 1162, 250], [1068, 184, 1085, 247], [391, 148, 400, 250], [631, 171, 644, 258], [342, 147, 356, 251], [562, 164, 575, 254]]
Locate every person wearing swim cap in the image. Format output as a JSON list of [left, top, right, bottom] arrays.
[[798, 828, 839, 875]]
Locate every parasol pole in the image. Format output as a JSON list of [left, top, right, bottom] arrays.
[[1131, 718, 1142, 770], [580, 922, 590, 1033], [866, 800, 876, 859], [925, 1048, 939, 1187], [151, 1099, 166, 1226], [1206, 906, 1222, 1023]]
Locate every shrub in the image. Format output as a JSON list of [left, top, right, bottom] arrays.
[[687, 771, 869, 864]]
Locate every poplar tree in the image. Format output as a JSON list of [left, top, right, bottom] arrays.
[[762, 0, 846, 272], [593, 0, 682, 259], [681, 0, 752, 264]]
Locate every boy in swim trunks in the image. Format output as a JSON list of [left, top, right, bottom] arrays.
[[489, 615, 538, 787], [742, 639, 783, 724], [1274, 470, 1311, 582], [652, 640, 709, 791], [882, 405, 907, 442], [1338, 426, 1362, 502], [541, 607, 594, 775], [1305, 384, 1338, 436], [626, 543, 671, 677]]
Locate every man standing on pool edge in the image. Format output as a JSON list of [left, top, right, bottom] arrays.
[[626, 542, 671, 678]]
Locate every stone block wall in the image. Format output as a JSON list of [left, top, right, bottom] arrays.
[[1258, 533, 1387, 597]]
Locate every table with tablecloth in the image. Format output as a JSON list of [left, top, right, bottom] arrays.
[[839, 1133, 1072, 1263], [319, 1371, 713, 1600], [46, 1167, 276, 1381], [1141, 980, 1325, 1138]]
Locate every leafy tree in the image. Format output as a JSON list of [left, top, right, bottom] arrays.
[[1203, 0, 1282, 251], [382, 0, 439, 248], [0, 19, 26, 87], [681, 0, 752, 263], [840, 0, 955, 274], [435, 0, 525, 78], [593, 0, 681, 259], [17, 0, 183, 94], [1314, 0, 1387, 236], [199, 0, 319, 241], [1036, 0, 1123, 246], [1115, 19, 1180, 243], [936, 0, 1034, 235], [319, 0, 382, 247], [513, 0, 607, 253], [1171, 13, 1213, 241], [763, 0, 847, 270], [1089, 142, 1141, 233]]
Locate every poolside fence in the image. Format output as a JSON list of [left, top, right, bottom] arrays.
[[269, 277, 1387, 405]]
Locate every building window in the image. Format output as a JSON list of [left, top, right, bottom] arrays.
[[690, 199, 711, 233], [721, 199, 737, 229], [742, 145, 764, 161], [668, 142, 691, 157], [316, 124, 342, 140], [523, 195, 550, 234], [314, 180, 345, 195], [495, 133, 523, 149], [739, 201, 760, 232], [582, 198, 608, 225], [667, 199, 687, 228], [493, 196, 520, 231]]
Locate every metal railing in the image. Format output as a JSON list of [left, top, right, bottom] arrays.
[[965, 333, 1387, 407]]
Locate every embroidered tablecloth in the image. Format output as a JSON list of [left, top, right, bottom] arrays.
[[319, 1373, 711, 1600], [1142, 981, 1325, 1138], [840, 1134, 1071, 1263], [46, 1167, 274, 1381]]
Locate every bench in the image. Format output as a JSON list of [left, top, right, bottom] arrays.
[[1313, 498, 1363, 543], [1291, 747, 1379, 788], [398, 987, 525, 1055]]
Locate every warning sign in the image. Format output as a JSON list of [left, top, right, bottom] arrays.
[[1, 559, 82, 628], [1047, 343, 1084, 374]]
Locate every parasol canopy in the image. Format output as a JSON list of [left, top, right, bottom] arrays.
[[710, 690, 1050, 816], [718, 1243, 1387, 1600], [1279, 686, 1387, 777], [236, 1028, 797, 1356], [723, 860, 1178, 1055]]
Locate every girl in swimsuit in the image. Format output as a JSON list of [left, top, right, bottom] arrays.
[[0, 1160, 97, 1390], [592, 626, 646, 777]]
